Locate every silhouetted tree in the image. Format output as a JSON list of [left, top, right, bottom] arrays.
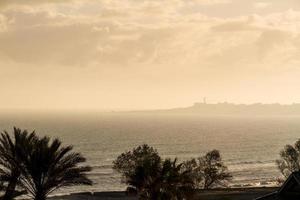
[[114, 145, 231, 198], [113, 144, 161, 197], [17, 136, 92, 200], [0, 127, 37, 200], [182, 158, 203, 188], [200, 150, 232, 189], [113, 145, 195, 199], [183, 150, 232, 189], [276, 139, 300, 178], [154, 158, 195, 200]]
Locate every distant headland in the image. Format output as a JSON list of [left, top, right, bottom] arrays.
[[130, 102, 300, 115]]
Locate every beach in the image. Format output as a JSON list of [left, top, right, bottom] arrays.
[[49, 187, 278, 200]]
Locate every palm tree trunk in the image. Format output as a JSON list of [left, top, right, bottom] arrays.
[[2, 174, 19, 200]]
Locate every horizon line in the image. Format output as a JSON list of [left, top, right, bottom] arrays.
[[1, 101, 300, 113]]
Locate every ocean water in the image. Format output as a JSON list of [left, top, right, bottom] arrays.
[[0, 112, 299, 194]]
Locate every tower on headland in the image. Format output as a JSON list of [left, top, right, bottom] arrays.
[[193, 98, 208, 107]]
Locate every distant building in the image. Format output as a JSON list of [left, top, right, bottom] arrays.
[[255, 172, 300, 200]]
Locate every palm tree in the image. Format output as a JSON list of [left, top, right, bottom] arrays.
[[132, 158, 195, 200], [113, 144, 161, 197], [151, 158, 195, 200], [0, 127, 37, 200], [125, 151, 161, 198], [17, 136, 92, 200], [114, 145, 195, 200]]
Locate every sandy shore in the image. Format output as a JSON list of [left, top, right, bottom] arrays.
[[49, 187, 278, 200]]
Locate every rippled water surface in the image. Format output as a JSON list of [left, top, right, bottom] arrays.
[[0, 112, 299, 194]]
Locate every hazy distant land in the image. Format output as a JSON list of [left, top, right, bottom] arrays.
[[130, 103, 300, 116]]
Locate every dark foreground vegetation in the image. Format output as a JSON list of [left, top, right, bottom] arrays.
[[276, 138, 300, 179], [0, 127, 300, 200], [0, 127, 92, 200], [113, 144, 232, 199]]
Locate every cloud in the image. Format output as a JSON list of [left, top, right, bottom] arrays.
[[1, 0, 300, 109], [0, 0, 75, 8], [184, 0, 232, 5], [254, 2, 271, 9], [1, 1, 300, 69], [0, 14, 9, 32], [211, 19, 258, 32]]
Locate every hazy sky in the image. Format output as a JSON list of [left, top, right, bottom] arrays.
[[1, 0, 300, 110]]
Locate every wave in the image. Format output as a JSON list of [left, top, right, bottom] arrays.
[[91, 164, 114, 169]]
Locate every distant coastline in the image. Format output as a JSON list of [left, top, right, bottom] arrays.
[[128, 103, 300, 116]]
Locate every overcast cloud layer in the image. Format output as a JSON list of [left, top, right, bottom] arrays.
[[1, 0, 300, 110]]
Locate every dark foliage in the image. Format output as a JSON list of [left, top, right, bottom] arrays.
[[200, 150, 232, 189], [183, 150, 232, 189], [113, 144, 196, 199], [153, 158, 195, 200], [0, 127, 93, 200], [113, 144, 161, 196], [276, 139, 300, 178], [0, 127, 37, 200], [17, 136, 92, 200]]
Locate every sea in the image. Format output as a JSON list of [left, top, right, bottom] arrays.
[[0, 112, 299, 195]]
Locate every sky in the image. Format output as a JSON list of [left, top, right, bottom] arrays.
[[1, 0, 300, 110]]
